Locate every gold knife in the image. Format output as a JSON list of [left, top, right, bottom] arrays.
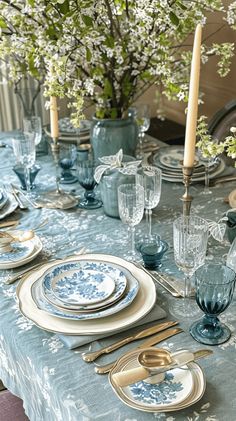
[[94, 326, 183, 374], [82, 320, 179, 362], [0, 220, 19, 228]]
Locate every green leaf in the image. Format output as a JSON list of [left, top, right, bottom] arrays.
[[82, 15, 93, 27], [58, 0, 70, 14], [104, 35, 115, 49], [86, 47, 92, 62], [27, 0, 35, 6], [169, 12, 179, 26], [0, 19, 7, 29], [103, 79, 113, 97]]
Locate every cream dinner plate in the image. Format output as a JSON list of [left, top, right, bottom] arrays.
[[109, 349, 206, 413], [0, 235, 42, 269], [16, 254, 156, 335]]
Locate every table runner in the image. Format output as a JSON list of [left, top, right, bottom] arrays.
[[0, 133, 236, 421]]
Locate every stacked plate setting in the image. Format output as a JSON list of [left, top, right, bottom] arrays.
[[152, 146, 225, 183], [17, 254, 156, 335], [109, 349, 206, 413], [0, 189, 18, 220], [45, 118, 91, 144]]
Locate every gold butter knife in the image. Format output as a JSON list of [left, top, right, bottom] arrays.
[[82, 320, 179, 362], [94, 326, 183, 374]]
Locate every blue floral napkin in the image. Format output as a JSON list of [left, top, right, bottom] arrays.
[[58, 303, 166, 349]]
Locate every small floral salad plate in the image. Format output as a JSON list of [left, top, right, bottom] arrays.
[[0, 241, 34, 265], [50, 267, 116, 306], [109, 348, 205, 413], [42, 261, 127, 311]]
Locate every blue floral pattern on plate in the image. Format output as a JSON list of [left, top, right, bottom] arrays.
[[42, 261, 127, 310], [0, 242, 34, 264], [129, 372, 184, 405], [50, 268, 115, 305], [31, 262, 139, 320]]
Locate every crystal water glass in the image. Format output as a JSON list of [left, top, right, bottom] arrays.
[[12, 132, 36, 193], [172, 215, 209, 317], [135, 104, 150, 158], [23, 116, 42, 146], [190, 263, 236, 345], [118, 183, 145, 261], [77, 160, 102, 209], [197, 149, 218, 195], [136, 166, 162, 238]]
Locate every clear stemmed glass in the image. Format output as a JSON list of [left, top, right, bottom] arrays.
[[190, 263, 236, 345], [118, 183, 145, 261], [136, 166, 162, 238], [135, 104, 150, 159], [197, 149, 218, 195], [77, 160, 102, 209], [23, 116, 42, 146], [12, 132, 36, 194], [172, 215, 209, 318]]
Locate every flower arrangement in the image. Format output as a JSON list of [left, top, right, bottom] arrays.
[[0, 1, 235, 125], [196, 116, 236, 164]]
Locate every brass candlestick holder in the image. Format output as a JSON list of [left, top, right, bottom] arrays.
[[35, 137, 78, 209], [180, 160, 197, 217]]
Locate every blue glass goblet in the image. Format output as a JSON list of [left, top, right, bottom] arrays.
[[59, 144, 78, 184], [77, 160, 102, 209], [190, 263, 236, 345]]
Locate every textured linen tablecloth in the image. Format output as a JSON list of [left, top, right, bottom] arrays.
[[0, 131, 236, 421]]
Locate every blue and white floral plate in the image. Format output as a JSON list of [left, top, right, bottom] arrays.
[[0, 234, 42, 269], [17, 253, 156, 335], [49, 267, 115, 306], [109, 349, 205, 413], [31, 260, 139, 320], [42, 261, 127, 311], [0, 241, 34, 265]]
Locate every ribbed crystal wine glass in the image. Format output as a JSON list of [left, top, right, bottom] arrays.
[[118, 184, 144, 261], [136, 166, 162, 238], [77, 160, 102, 209], [190, 263, 236, 345], [172, 215, 209, 317]]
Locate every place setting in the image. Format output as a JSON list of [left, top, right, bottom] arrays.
[[152, 145, 225, 183]]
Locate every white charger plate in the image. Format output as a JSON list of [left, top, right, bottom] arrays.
[[42, 260, 127, 311], [109, 349, 205, 413], [16, 254, 156, 335], [0, 193, 18, 220], [0, 235, 42, 269]]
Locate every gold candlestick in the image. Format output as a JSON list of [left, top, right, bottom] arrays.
[[180, 160, 197, 217]]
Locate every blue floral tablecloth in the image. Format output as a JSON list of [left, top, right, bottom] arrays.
[[0, 132, 236, 421]]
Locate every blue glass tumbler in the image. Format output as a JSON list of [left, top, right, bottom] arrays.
[[190, 263, 236, 345]]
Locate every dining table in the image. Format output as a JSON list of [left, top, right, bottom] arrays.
[[0, 131, 236, 421]]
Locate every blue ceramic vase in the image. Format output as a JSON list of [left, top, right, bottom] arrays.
[[99, 155, 136, 218], [91, 117, 138, 162]]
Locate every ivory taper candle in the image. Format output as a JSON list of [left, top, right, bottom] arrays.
[[50, 96, 59, 139], [183, 24, 202, 167]]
